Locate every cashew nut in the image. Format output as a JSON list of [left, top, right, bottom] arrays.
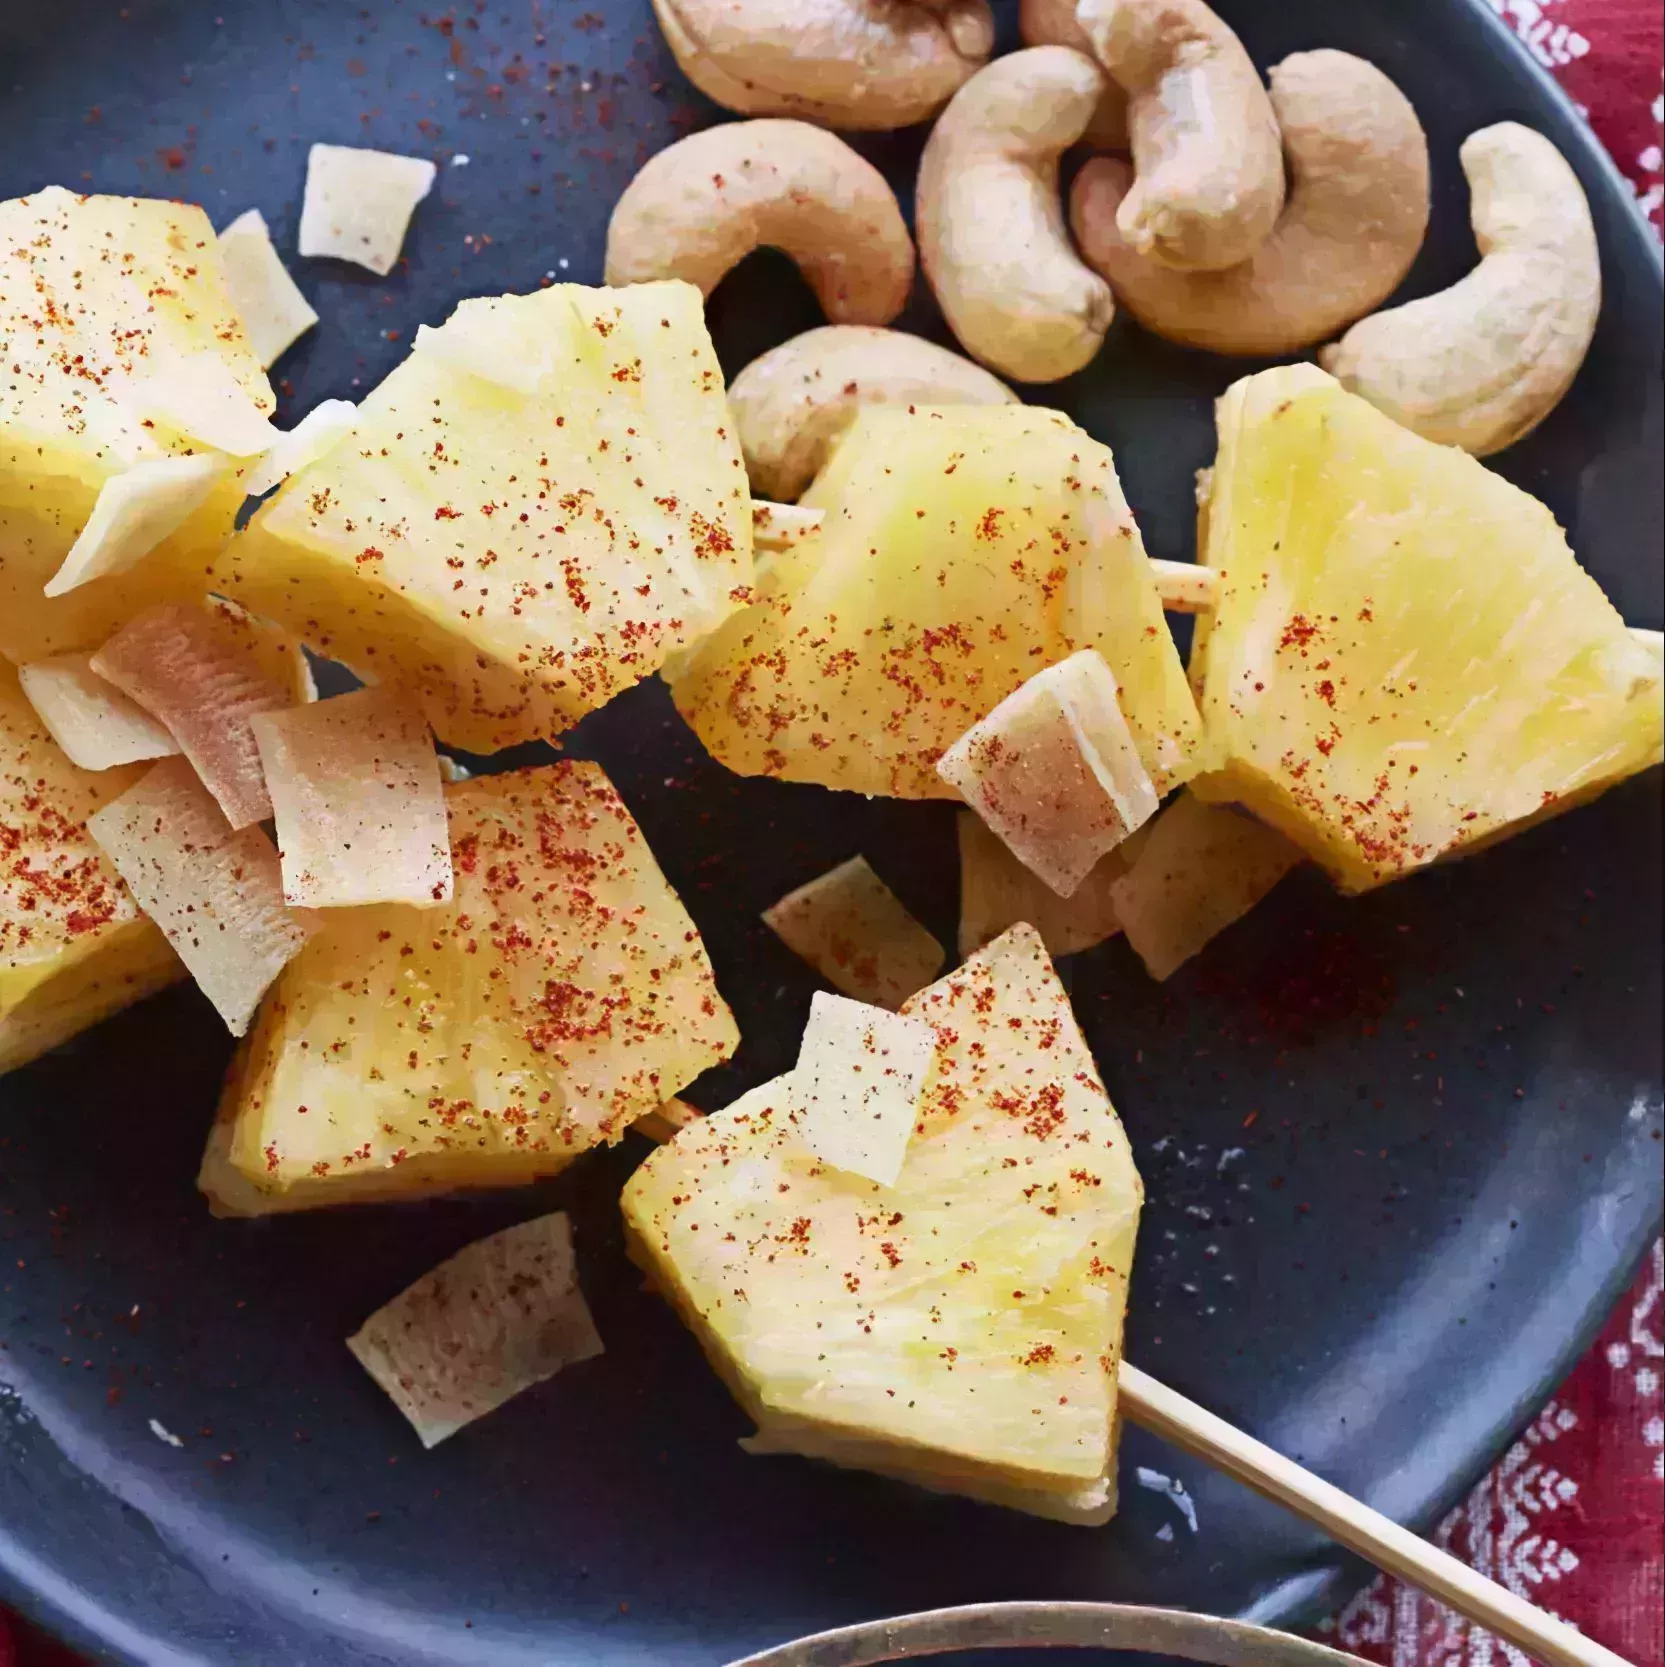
[[1069, 51, 1429, 356], [728, 325, 1017, 499], [604, 120, 914, 326], [1075, 0, 1284, 271], [650, 0, 994, 132], [1018, 0, 1129, 148], [916, 47, 1116, 383], [1318, 122, 1600, 455]]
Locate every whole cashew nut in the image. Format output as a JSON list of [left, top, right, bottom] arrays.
[[916, 46, 1116, 383], [728, 325, 1017, 500], [1018, 0, 1130, 148], [604, 120, 914, 326], [1319, 122, 1600, 455], [651, 0, 994, 132], [1069, 51, 1429, 356], [1075, 0, 1284, 271]]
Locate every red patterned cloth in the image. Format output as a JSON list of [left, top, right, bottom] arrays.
[[0, 4, 1659, 1666]]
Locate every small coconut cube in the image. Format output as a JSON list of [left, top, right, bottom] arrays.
[[790, 992, 937, 1188], [0, 186, 274, 661], [92, 603, 296, 828], [1108, 792, 1302, 981], [763, 856, 944, 1010], [938, 651, 1160, 899], [347, 1211, 603, 1448], [17, 653, 179, 772], [244, 400, 357, 498], [87, 758, 317, 1036], [252, 685, 452, 909], [298, 144, 437, 276], [44, 454, 231, 598], [217, 208, 319, 368], [957, 811, 1128, 960]]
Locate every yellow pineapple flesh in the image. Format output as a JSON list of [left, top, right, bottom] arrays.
[[204, 762, 738, 1214], [0, 187, 273, 660], [1190, 365, 1663, 892], [622, 925, 1142, 1524], [217, 283, 753, 752], [0, 663, 181, 1074], [667, 402, 1210, 800]]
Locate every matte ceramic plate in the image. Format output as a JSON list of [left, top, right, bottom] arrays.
[[0, 2, 1660, 1663]]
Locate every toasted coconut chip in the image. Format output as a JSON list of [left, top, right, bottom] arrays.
[[956, 811, 1127, 961], [217, 208, 319, 369], [1109, 793, 1303, 981], [298, 143, 437, 276], [87, 758, 317, 1035], [203, 597, 318, 705], [125, 352, 278, 458], [762, 855, 944, 1011], [252, 685, 452, 909], [789, 991, 936, 1188], [17, 653, 180, 772], [631, 1096, 704, 1145], [92, 604, 294, 828], [346, 1211, 603, 1448], [937, 651, 1160, 899], [44, 453, 230, 598], [412, 295, 554, 395], [244, 399, 358, 499]]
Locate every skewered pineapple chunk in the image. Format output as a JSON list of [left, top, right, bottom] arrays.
[[624, 925, 1142, 1524], [1190, 365, 1663, 891]]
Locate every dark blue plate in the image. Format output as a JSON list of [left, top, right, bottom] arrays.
[[0, 2, 1659, 1663]]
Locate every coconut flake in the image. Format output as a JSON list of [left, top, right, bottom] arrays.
[[299, 143, 437, 276], [87, 758, 317, 1035], [411, 295, 554, 395], [17, 653, 180, 772], [125, 352, 278, 458], [252, 685, 452, 909], [956, 811, 1127, 960], [244, 399, 358, 498], [217, 208, 319, 368], [43, 453, 230, 597], [789, 991, 936, 1187], [202, 597, 318, 705], [346, 1211, 603, 1448], [762, 855, 944, 1011], [1109, 793, 1303, 981], [936, 651, 1160, 898], [92, 604, 293, 828]]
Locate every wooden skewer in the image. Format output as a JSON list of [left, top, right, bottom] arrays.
[[751, 503, 1664, 652], [1116, 1363, 1631, 1667], [629, 1111, 1634, 1667]]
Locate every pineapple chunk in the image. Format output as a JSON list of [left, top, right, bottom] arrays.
[[668, 403, 1208, 800], [218, 283, 752, 752], [1191, 365, 1664, 891], [205, 763, 739, 1214], [0, 664, 181, 1074], [937, 650, 1159, 897], [0, 187, 274, 660], [623, 925, 1142, 1524]]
